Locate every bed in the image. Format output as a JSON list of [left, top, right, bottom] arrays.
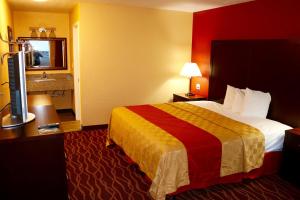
[[107, 39, 300, 200]]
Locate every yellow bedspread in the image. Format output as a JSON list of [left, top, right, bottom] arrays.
[[107, 102, 265, 200]]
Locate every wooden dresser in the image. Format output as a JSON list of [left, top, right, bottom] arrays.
[[0, 95, 68, 200]]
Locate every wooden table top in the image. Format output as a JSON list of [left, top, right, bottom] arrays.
[[0, 94, 61, 142]]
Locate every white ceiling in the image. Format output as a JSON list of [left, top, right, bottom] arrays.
[[8, 0, 254, 13]]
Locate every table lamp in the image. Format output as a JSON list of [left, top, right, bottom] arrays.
[[180, 62, 202, 96]]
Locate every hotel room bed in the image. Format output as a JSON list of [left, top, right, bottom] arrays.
[[107, 101, 291, 200], [107, 39, 300, 200]]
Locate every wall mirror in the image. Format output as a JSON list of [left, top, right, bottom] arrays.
[[18, 37, 67, 70]]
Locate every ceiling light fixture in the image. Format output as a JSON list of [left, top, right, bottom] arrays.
[[33, 0, 48, 2]]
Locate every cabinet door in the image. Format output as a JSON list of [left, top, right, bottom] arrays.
[[280, 133, 300, 186], [0, 135, 68, 200]]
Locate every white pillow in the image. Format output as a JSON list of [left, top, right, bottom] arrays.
[[241, 88, 271, 118], [223, 85, 237, 109], [231, 89, 245, 113]]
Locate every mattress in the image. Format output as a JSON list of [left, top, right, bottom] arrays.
[[188, 101, 292, 152]]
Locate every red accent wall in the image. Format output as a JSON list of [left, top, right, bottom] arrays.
[[191, 0, 300, 96]]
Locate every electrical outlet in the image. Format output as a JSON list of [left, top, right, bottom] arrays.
[[196, 83, 200, 90]]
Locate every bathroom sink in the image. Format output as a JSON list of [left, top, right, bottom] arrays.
[[26, 73, 74, 92], [33, 78, 56, 82]]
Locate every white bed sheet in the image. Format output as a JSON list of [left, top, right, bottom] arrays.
[[187, 101, 292, 152]]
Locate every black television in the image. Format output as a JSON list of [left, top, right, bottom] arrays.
[[1, 51, 35, 128]]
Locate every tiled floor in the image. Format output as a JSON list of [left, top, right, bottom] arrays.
[[57, 109, 76, 122]]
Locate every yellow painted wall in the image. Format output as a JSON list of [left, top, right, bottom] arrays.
[[79, 3, 192, 125], [13, 11, 71, 74], [0, 0, 12, 112], [69, 4, 80, 74], [69, 4, 80, 112]]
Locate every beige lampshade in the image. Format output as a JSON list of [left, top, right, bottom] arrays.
[[49, 29, 56, 38], [30, 29, 38, 37], [180, 62, 202, 78], [39, 31, 47, 38]]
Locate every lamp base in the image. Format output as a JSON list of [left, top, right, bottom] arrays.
[[185, 92, 195, 97]]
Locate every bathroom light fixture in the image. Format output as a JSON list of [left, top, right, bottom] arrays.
[[48, 29, 56, 38], [30, 29, 38, 37], [38, 27, 46, 33], [29, 27, 56, 38], [39, 27, 47, 38]]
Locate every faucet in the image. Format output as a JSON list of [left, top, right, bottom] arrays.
[[42, 71, 47, 79]]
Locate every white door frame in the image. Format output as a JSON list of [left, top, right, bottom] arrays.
[[73, 22, 81, 121]]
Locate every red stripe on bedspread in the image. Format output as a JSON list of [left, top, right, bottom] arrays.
[[127, 105, 222, 185]]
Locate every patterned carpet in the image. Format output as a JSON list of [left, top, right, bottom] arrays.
[[64, 129, 300, 200]]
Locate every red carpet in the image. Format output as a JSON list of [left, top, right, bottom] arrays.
[[64, 129, 300, 200]]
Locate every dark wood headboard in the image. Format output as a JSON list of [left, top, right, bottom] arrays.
[[209, 40, 300, 127]]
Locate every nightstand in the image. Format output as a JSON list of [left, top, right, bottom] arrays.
[[173, 93, 207, 102], [280, 128, 300, 186]]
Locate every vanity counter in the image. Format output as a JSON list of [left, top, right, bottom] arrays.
[[26, 73, 74, 92]]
